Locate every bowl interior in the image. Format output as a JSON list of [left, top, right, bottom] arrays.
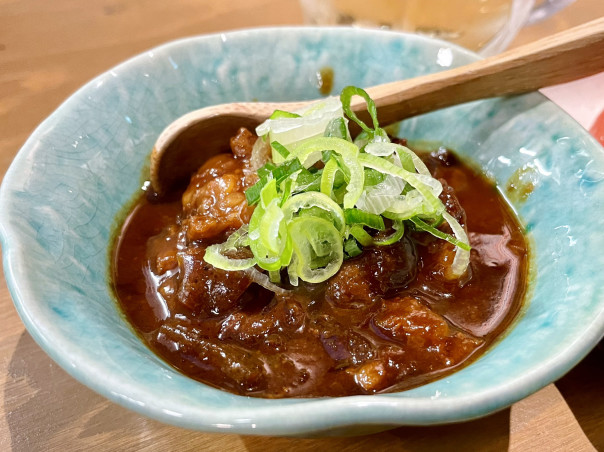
[[1, 27, 604, 435]]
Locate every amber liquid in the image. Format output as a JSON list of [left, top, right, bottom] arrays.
[[313, 0, 513, 51]]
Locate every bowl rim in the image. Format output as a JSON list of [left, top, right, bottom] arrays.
[[1, 26, 604, 435]]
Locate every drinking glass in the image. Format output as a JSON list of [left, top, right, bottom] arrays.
[[299, 0, 575, 55]]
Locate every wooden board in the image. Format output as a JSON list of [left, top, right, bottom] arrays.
[[1, 1, 603, 450]]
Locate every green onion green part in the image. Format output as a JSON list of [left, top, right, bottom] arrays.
[[271, 141, 291, 159], [344, 237, 363, 258], [269, 110, 302, 119], [344, 208, 385, 230]]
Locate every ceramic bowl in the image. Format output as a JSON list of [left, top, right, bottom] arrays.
[[1, 28, 604, 436]]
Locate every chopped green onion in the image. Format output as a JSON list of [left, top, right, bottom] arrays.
[[288, 254, 300, 286], [269, 270, 282, 283], [248, 212, 282, 271], [279, 176, 295, 207], [344, 237, 363, 258], [364, 143, 430, 180], [292, 137, 363, 209], [288, 216, 343, 283], [271, 158, 303, 184], [382, 190, 428, 220], [260, 178, 278, 208], [293, 168, 322, 193], [396, 146, 431, 176], [256, 97, 344, 163], [322, 150, 334, 161], [203, 245, 256, 271], [203, 226, 255, 271], [353, 130, 372, 150], [260, 199, 285, 253], [364, 142, 395, 157], [340, 85, 379, 134], [257, 161, 277, 178], [332, 153, 351, 184], [442, 211, 471, 278], [410, 217, 471, 251], [348, 224, 374, 247], [364, 168, 387, 187], [282, 191, 346, 234], [271, 141, 291, 159], [320, 158, 340, 198], [324, 117, 351, 141], [245, 175, 270, 206], [270, 110, 301, 119], [374, 221, 405, 246], [344, 208, 385, 230], [247, 159, 303, 206], [358, 153, 444, 216], [397, 151, 415, 173], [248, 190, 291, 272], [206, 86, 471, 284]]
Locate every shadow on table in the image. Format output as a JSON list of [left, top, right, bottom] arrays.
[[239, 408, 510, 452], [4, 331, 511, 451], [4, 332, 150, 451], [555, 342, 604, 450]]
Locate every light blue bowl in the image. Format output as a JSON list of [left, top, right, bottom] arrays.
[[1, 28, 604, 436]]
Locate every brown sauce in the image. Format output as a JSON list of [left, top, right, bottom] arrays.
[[317, 66, 335, 95], [112, 131, 529, 398]]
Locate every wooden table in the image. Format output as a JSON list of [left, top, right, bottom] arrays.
[[1, 1, 603, 450]]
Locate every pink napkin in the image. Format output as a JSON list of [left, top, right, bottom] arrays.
[[541, 72, 604, 145], [590, 110, 604, 145]]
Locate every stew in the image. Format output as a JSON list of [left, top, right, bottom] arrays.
[[112, 126, 528, 398]]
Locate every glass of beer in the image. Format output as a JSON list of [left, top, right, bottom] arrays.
[[299, 0, 575, 55]]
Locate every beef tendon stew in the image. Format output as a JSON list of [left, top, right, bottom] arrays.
[[112, 87, 529, 398]]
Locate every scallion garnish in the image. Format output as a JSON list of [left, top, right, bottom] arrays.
[[343, 237, 363, 258], [257, 161, 276, 178], [271, 141, 291, 159], [271, 157, 302, 184], [269, 110, 302, 119], [344, 208, 385, 230], [205, 86, 472, 284], [324, 117, 351, 141], [244, 175, 269, 206]]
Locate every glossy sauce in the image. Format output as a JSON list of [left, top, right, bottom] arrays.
[[112, 133, 529, 398]]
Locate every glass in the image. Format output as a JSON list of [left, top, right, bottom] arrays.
[[299, 0, 575, 55]]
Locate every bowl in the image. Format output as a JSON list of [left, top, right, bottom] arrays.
[[1, 27, 604, 436]]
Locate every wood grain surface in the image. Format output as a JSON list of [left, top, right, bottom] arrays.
[[1, 1, 603, 450]]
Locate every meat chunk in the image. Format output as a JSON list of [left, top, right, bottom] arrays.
[[155, 320, 268, 393], [347, 346, 407, 393], [147, 224, 179, 275], [218, 295, 306, 350], [155, 316, 312, 396], [180, 131, 262, 243], [229, 127, 257, 160], [181, 155, 255, 242], [363, 237, 418, 297], [351, 359, 389, 392], [184, 153, 245, 190], [319, 329, 376, 368], [325, 261, 375, 308], [347, 298, 482, 393], [373, 297, 483, 370], [325, 237, 418, 308], [177, 246, 252, 316]]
